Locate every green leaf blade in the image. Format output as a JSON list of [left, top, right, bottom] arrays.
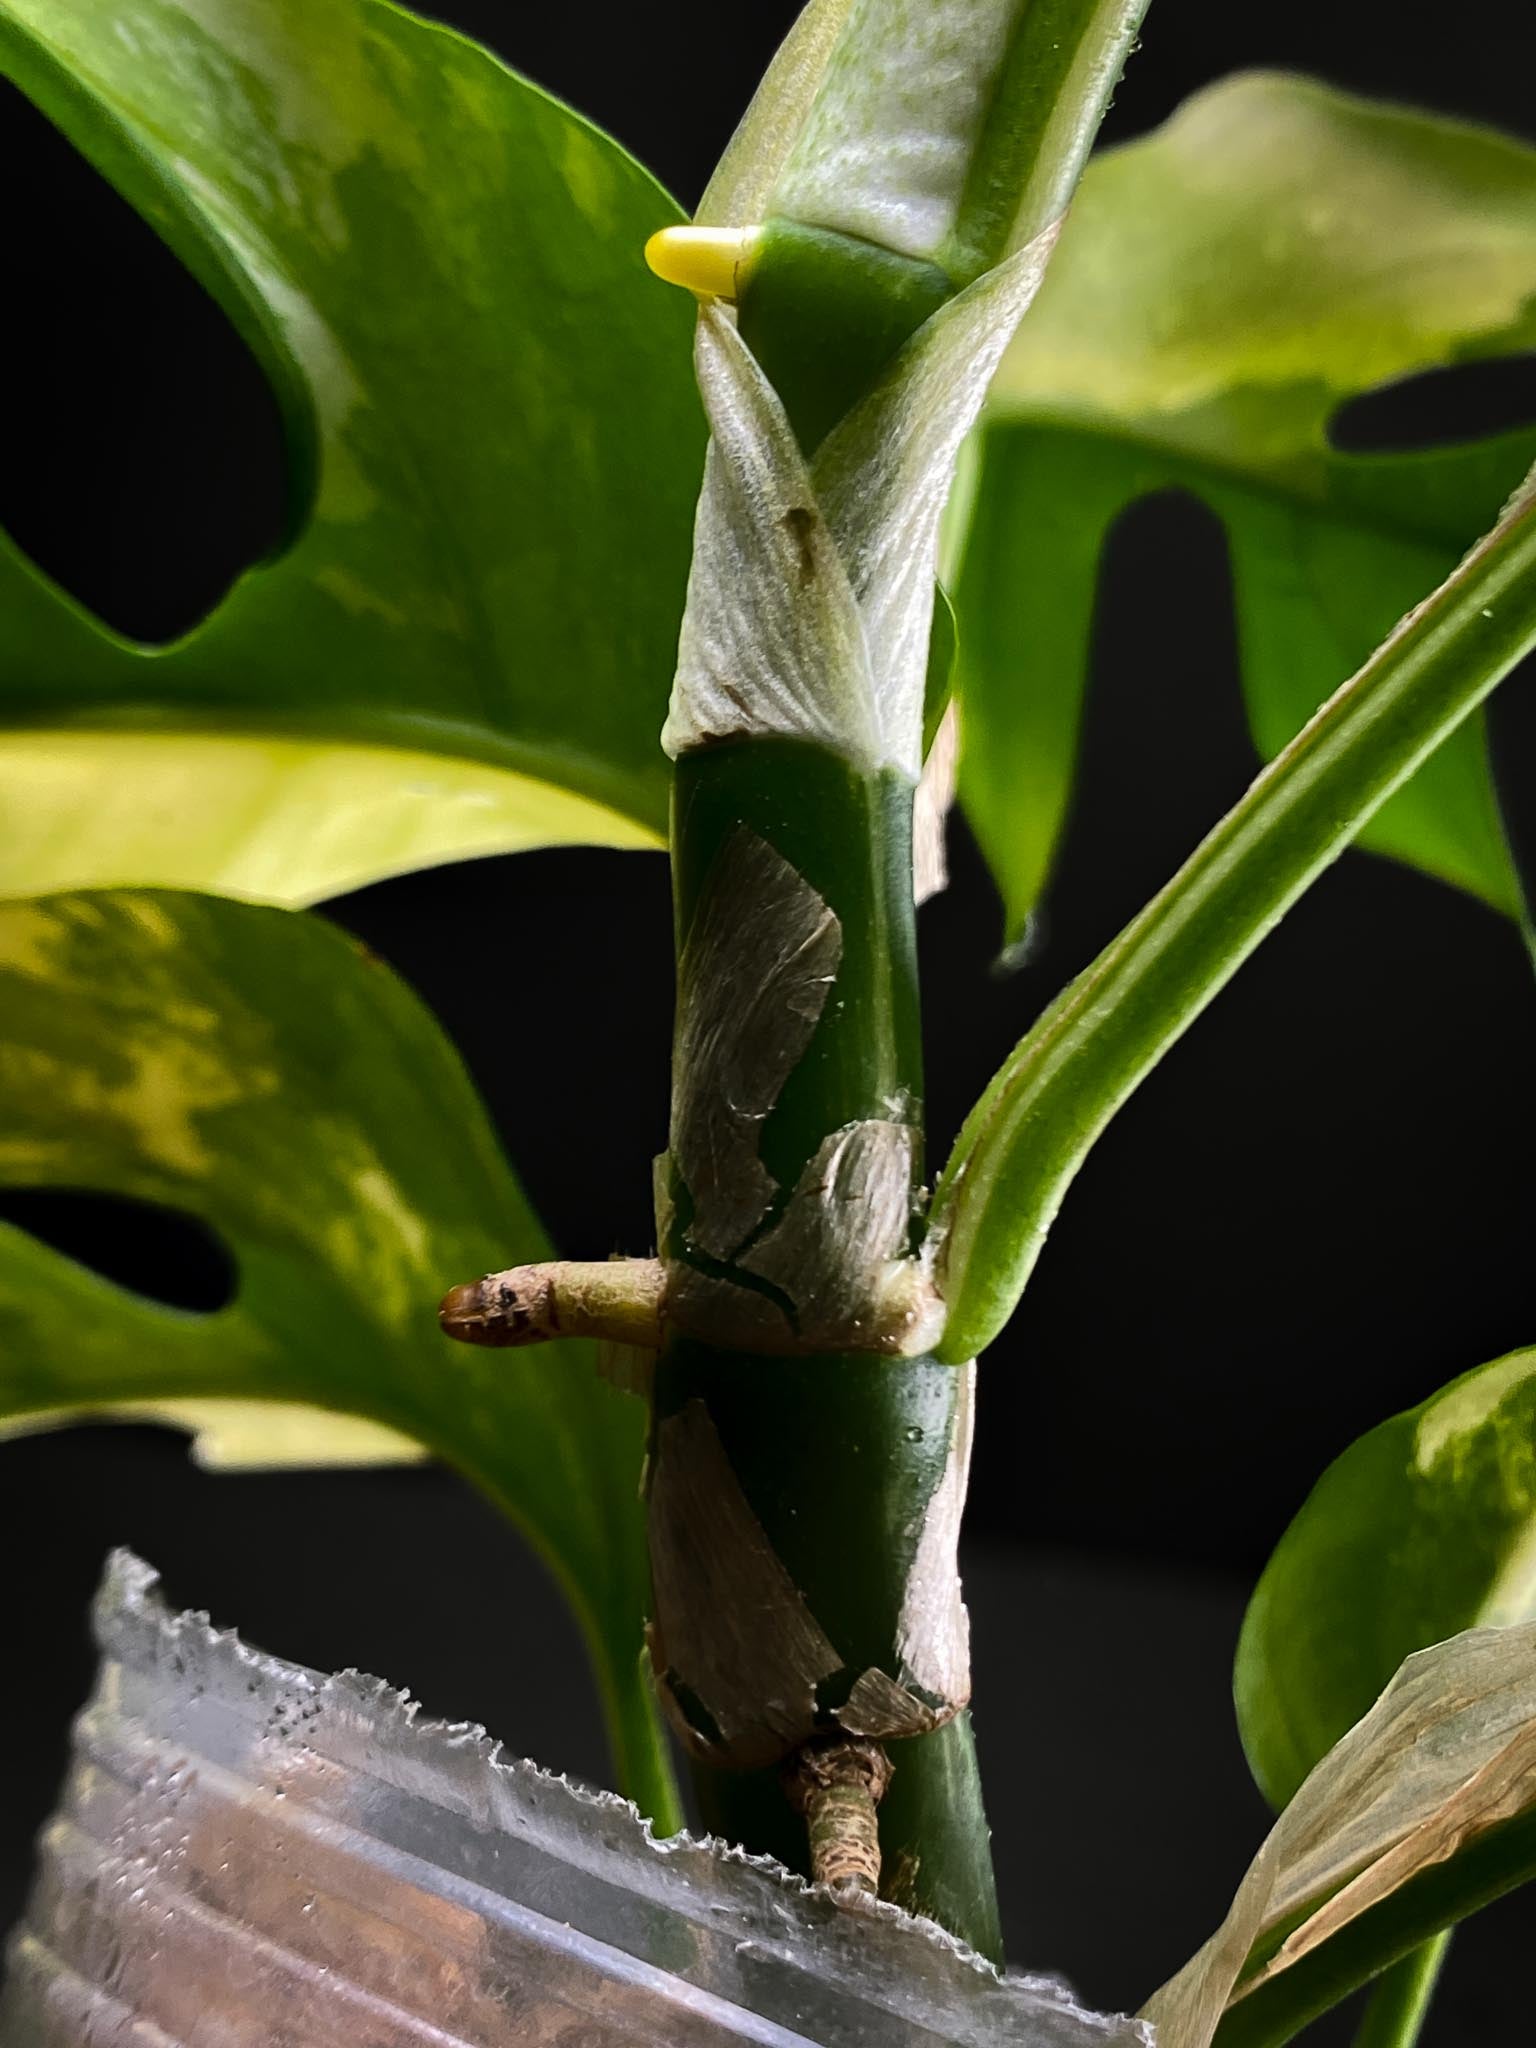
[[956, 71, 1536, 941], [0, 0, 702, 903], [995, 73, 1536, 430], [1213, 474, 1523, 915], [0, 888, 673, 1822], [1237, 1346, 1536, 1812]]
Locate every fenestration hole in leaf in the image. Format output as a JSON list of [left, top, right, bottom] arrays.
[[1329, 355, 1536, 454], [0, 1189, 236, 1314], [0, 79, 289, 644], [1067, 491, 1253, 915]]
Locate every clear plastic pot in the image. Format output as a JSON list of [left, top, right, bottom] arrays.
[[1, 1551, 1145, 2046]]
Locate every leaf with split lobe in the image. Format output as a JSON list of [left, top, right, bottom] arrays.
[[1143, 1618, 1536, 2048], [929, 468, 1536, 1362], [0, 890, 666, 1810], [1237, 1346, 1536, 1813], [0, 1397, 421, 1468], [0, 0, 702, 906], [957, 71, 1536, 945]]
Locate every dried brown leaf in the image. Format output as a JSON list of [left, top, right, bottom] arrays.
[[1143, 1619, 1536, 2048]]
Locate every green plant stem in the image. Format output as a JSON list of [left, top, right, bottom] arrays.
[[932, 474, 1536, 1363], [1350, 1936, 1452, 2048], [659, 2, 1148, 1949], [656, 737, 1003, 1957], [659, 1351, 1003, 1956], [670, 742, 922, 1177]]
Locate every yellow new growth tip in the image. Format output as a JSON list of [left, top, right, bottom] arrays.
[[644, 225, 760, 302]]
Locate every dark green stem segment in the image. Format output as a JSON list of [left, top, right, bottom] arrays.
[[670, 739, 919, 1170], [652, 1343, 1001, 1958], [650, 7, 1155, 1949], [650, 738, 1003, 1960]]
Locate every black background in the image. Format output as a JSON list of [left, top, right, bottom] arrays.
[[2, 0, 1536, 2033]]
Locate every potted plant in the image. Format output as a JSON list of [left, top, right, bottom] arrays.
[[1, 0, 1535, 2040]]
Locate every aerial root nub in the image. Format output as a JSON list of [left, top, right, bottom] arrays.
[[644, 224, 761, 302], [782, 1735, 893, 1897], [439, 1258, 665, 1349]]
